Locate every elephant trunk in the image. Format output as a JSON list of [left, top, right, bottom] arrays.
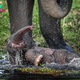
[[40, 0, 72, 18]]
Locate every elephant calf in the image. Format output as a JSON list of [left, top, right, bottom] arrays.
[[25, 47, 79, 66], [6, 26, 79, 65]]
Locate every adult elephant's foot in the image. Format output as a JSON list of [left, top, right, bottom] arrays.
[[48, 40, 74, 53], [58, 44, 74, 53], [57, 41, 74, 52], [64, 45, 74, 53]]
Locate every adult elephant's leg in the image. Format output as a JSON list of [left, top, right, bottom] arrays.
[[38, 0, 74, 52], [7, 0, 35, 48], [7, 0, 35, 64], [7, 0, 34, 34]]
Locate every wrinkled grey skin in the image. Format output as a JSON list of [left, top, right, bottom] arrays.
[[6, 26, 35, 65], [38, 0, 73, 49], [7, 0, 73, 50]]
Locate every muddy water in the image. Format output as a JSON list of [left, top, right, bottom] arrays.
[[0, 68, 80, 80], [0, 74, 80, 80], [0, 54, 80, 80]]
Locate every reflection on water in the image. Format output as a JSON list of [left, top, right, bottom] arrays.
[[0, 69, 80, 80], [0, 72, 80, 80], [0, 76, 80, 80]]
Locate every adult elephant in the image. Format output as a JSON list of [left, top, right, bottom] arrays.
[[7, 0, 73, 52]]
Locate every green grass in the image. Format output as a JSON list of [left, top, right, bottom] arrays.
[[61, 0, 80, 52], [0, 0, 10, 54], [32, 1, 47, 47], [0, 0, 80, 54]]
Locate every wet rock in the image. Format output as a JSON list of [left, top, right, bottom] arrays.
[[0, 59, 10, 65], [68, 58, 80, 68]]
